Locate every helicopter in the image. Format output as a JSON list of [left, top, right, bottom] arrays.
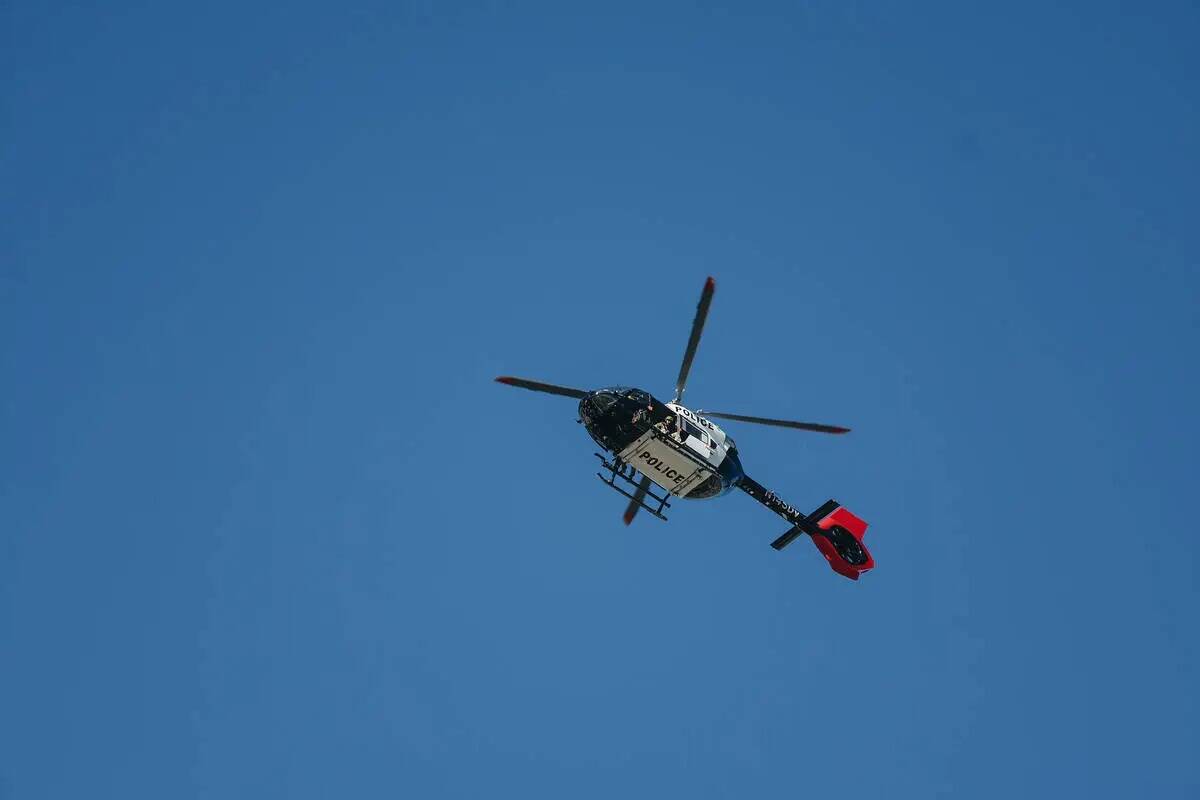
[[496, 277, 875, 580]]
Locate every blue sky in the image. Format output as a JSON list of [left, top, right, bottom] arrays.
[[2, 2, 1198, 797]]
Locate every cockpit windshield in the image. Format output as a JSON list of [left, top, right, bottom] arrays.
[[592, 392, 617, 412], [625, 389, 651, 405]]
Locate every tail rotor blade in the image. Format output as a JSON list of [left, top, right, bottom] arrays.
[[673, 276, 716, 403], [495, 376, 588, 400], [701, 410, 850, 435]]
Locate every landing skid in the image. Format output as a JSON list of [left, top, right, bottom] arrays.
[[595, 453, 672, 521]]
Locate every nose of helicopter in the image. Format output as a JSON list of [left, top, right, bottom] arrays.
[[578, 388, 616, 418]]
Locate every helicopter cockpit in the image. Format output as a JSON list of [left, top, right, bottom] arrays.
[[578, 387, 669, 454]]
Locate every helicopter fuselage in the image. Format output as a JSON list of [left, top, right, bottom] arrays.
[[578, 387, 745, 499], [496, 275, 875, 579]]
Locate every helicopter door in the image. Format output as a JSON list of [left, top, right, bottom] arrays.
[[618, 428, 715, 497]]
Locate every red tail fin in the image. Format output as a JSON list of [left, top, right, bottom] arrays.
[[810, 505, 874, 580]]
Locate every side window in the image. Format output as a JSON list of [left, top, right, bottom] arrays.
[[680, 419, 711, 447]]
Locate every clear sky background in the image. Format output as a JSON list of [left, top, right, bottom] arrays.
[[3, 2, 1198, 797]]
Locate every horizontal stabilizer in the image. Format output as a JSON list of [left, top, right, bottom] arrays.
[[770, 500, 838, 550]]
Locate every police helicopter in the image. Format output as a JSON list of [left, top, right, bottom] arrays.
[[496, 277, 875, 580]]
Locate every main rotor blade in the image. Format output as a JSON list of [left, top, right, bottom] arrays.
[[701, 410, 851, 435], [622, 475, 653, 525], [673, 276, 716, 403], [495, 376, 588, 400]]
